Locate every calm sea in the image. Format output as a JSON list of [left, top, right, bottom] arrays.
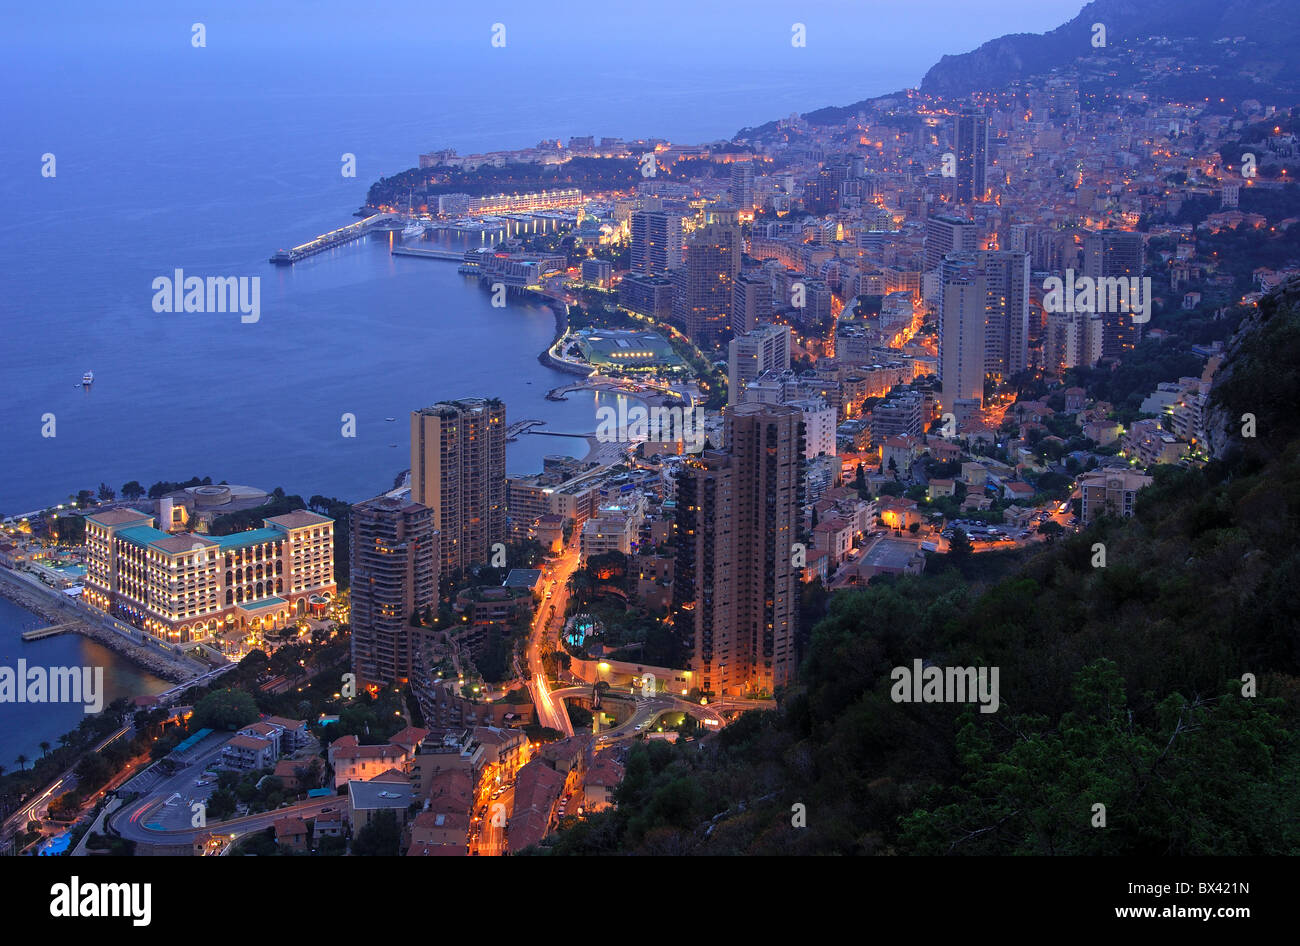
[[0, 595, 171, 769]]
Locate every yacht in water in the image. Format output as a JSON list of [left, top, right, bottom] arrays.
[[81, 370, 94, 387], [401, 219, 425, 239]]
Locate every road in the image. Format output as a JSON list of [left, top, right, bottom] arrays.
[[472, 785, 514, 856], [114, 792, 339, 847], [1, 721, 133, 839], [523, 546, 582, 738]]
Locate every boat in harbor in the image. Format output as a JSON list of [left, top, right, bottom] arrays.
[[385, 417, 396, 422], [81, 370, 94, 387], [401, 219, 425, 239]]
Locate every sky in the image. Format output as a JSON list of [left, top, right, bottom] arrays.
[[5, 1, 1088, 66]]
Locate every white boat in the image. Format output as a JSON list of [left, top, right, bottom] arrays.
[[402, 220, 424, 239], [81, 370, 94, 386]]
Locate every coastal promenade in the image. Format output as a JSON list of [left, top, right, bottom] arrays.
[[0, 567, 205, 682]]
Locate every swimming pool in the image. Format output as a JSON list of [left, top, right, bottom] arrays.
[[37, 831, 71, 856]]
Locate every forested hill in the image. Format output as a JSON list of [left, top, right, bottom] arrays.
[[920, 0, 1300, 101], [531, 278, 1300, 856]]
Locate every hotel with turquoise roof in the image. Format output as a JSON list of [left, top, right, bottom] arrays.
[[83, 507, 335, 646]]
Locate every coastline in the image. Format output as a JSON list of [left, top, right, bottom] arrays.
[[0, 569, 199, 685]]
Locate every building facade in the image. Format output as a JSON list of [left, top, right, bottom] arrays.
[[83, 508, 335, 644], [350, 496, 438, 688], [673, 403, 803, 698], [411, 398, 507, 578]]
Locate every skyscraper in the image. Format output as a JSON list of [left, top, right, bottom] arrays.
[[731, 271, 773, 336], [674, 223, 742, 349], [630, 210, 683, 275], [1083, 229, 1145, 359], [979, 249, 1031, 382], [728, 323, 791, 406], [410, 398, 507, 577], [939, 253, 987, 415], [728, 161, 756, 209], [924, 214, 978, 274], [350, 496, 437, 687], [955, 105, 989, 204], [673, 402, 803, 698]]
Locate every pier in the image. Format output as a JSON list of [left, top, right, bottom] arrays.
[[21, 621, 78, 641], [523, 429, 594, 440], [270, 213, 400, 265], [391, 246, 468, 262], [506, 419, 546, 441]]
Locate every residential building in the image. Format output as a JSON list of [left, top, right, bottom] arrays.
[[350, 496, 437, 688], [728, 324, 791, 405], [630, 210, 682, 275], [673, 403, 803, 698], [1079, 469, 1153, 523], [411, 398, 507, 577]]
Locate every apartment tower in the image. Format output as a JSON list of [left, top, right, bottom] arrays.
[[410, 398, 507, 577]]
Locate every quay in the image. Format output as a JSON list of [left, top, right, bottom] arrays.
[[21, 621, 78, 641], [270, 213, 400, 265]]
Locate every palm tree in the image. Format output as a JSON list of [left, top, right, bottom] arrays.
[[57, 734, 72, 750], [14, 755, 28, 771], [39, 742, 51, 759]]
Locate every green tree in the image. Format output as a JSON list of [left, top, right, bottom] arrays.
[[948, 528, 973, 560], [901, 661, 1299, 855], [192, 689, 259, 731], [121, 481, 145, 501], [351, 809, 401, 856]]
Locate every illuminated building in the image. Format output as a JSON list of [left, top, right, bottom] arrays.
[[1082, 229, 1145, 359], [673, 403, 803, 698], [674, 223, 741, 348], [954, 105, 989, 204], [728, 323, 791, 405], [350, 495, 438, 688], [630, 210, 682, 275], [411, 398, 507, 578], [83, 507, 335, 644]]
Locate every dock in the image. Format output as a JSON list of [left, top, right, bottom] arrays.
[[506, 419, 545, 441], [21, 621, 79, 641], [270, 213, 401, 265], [524, 430, 594, 440], [391, 246, 469, 261]]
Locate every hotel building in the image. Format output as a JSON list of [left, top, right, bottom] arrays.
[[83, 508, 335, 644]]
